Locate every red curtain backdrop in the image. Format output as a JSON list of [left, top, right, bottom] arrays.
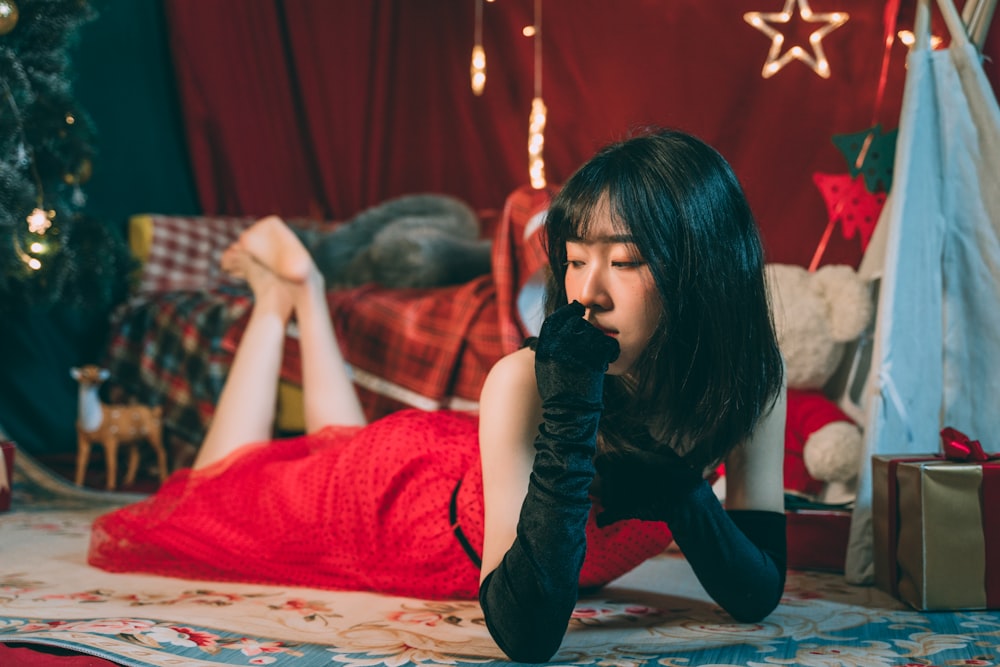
[[163, 0, 1000, 267]]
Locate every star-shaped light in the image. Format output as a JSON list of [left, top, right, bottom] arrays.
[[744, 0, 849, 79], [26, 207, 53, 234]]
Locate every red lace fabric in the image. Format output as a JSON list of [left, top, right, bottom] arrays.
[[89, 409, 673, 599]]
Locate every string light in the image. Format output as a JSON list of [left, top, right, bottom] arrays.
[[529, 97, 547, 188], [2, 77, 58, 271], [13, 234, 47, 271], [470, 0, 486, 95], [26, 207, 53, 234], [19, 208, 54, 272], [744, 0, 849, 79], [527, 0, 547, 189], [470, 45, 486, 95], [897, 29, 944, 49]]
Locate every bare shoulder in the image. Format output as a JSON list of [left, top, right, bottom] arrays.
[[478, 347, 541, 445], [482, 346, 536, 390], [724, 380, 787, 512]]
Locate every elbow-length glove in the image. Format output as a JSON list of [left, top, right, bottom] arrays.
[[595, 446, 787, 622], [479, 301, 619, 663]]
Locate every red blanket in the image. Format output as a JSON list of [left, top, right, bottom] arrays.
[[231, 184, 554, 420]]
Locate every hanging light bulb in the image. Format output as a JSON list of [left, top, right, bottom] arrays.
[[527, 0, 546, 189], [470, 0, 486, 95], [470, 45, 486, 95], [528, 97, 547, 189]]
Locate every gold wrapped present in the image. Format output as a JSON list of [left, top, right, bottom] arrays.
[[0, 440, 13, 512], [872, 428, 1000, 610]]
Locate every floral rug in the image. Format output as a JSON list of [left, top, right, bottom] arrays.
[[2, 450, 999, 667]]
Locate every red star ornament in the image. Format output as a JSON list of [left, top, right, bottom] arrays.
[[812, 172, 886, 251]]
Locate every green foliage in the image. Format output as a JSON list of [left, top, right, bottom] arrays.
[[0, 0, 130, 312]]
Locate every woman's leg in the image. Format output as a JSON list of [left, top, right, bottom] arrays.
[[193, 241, 295, 470], [239, 217, 367, 434]]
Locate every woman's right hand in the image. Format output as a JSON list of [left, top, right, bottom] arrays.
[[534, 301, 619, 408]]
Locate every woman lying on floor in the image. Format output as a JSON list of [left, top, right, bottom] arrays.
[[88, 127, 787, 663]]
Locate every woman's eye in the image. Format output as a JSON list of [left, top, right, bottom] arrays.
[[612, 244, 645, 268]]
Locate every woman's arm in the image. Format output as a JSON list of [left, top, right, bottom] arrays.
[[677, 381, 788, 620], [595, 381, 789, 622], [724, 381, 787, 513], [477, 302, 619, 663], [478, 348, 541, 578]]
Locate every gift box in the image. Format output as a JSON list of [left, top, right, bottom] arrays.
[[785, 495, 852, 572], [0, 440, 14, 512], [872, 428, 1000, 610]]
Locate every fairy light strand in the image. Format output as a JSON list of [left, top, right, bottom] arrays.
[[528, 0, 547, 189], [470, 0, 486, 95], [2, 78, 53, 271]]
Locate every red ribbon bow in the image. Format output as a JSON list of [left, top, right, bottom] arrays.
[[939, 426, 1000, 608], [882, 428, 1000, 608], [940, 427, 998, 462]]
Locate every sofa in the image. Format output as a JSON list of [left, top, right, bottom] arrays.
[[101, 185, 553, 467]]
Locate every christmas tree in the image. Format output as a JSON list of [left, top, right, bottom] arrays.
[[0, 0, 131, 313]]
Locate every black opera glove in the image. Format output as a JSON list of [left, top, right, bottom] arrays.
[[478, 302, 620, 663], [534, 300, 621, 409], [594, 446, 704, 527], [595, 446, 787, 623]]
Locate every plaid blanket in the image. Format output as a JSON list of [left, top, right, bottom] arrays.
[[248, 184, 556, 419], [103, 287, 253, 450], [268, 276, 502, 420], [103, 185, 553, 452]]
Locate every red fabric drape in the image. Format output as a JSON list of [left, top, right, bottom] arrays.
[[164, 0, 1000, 267]]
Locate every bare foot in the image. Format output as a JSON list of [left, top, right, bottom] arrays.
[[222, 243, 296, 322], [238, 216, 314, 283], [220, 242, 248, 279]]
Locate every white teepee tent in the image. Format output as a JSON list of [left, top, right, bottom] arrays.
[[843, 0, 1000, 584]]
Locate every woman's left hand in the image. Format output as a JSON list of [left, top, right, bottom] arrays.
[[594, 446, 702, 526]]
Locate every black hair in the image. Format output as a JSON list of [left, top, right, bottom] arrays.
[[543, 127, 784, 468]]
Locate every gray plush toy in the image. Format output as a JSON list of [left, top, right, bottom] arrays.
[[307, 193, 493, 290]]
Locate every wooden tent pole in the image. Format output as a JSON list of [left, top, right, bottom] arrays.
[[962, 0, 998, 50]]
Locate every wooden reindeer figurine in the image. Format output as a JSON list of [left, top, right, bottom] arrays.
[[71, 365, 169, 490]]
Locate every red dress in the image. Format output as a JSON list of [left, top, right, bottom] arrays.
[[88, 409, 674, 599]]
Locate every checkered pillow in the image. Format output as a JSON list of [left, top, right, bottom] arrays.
[[134, 215, 256, 294]]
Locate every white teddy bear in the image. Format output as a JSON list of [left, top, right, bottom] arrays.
[[766, 263, 875, 505]]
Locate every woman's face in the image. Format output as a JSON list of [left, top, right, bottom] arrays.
[[562, 199, 663, 376]]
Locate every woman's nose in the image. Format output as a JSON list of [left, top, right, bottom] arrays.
[[577, 265, 611, 311]]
